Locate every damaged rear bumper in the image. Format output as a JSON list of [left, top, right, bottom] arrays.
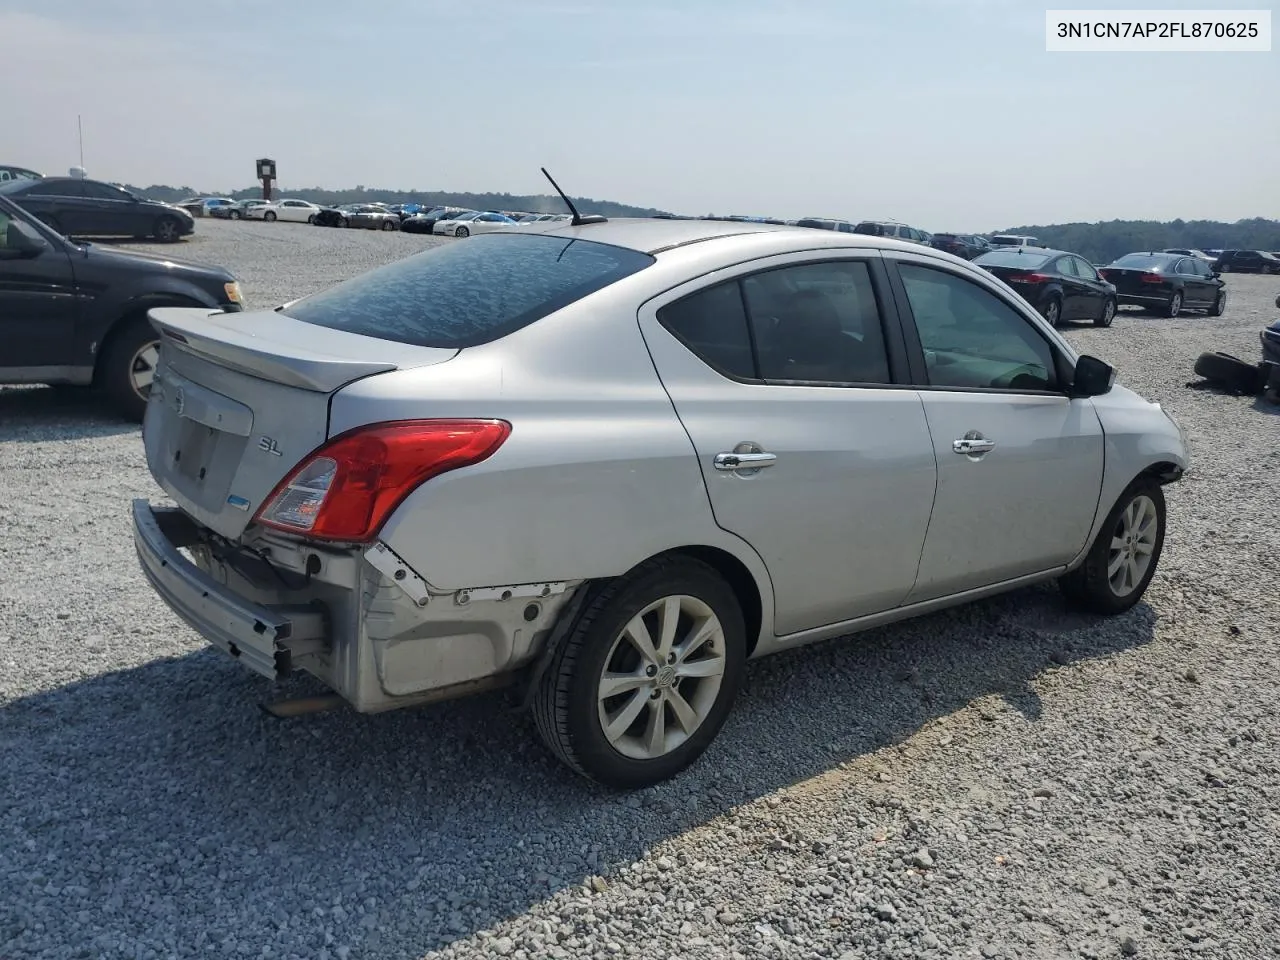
[[131, 499, 327, 681]]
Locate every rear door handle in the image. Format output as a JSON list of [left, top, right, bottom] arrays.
[[714, 451, 777, 471], [952, 433, 996, 456]]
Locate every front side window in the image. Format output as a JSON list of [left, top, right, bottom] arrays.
[[283, 234, 655, 348], [898, 263, 1058, 392], [742, 261, 892, 384], [1073, 257, 1099, 280]]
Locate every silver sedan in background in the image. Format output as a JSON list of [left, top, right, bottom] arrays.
[[132, 220, 1188, 787]]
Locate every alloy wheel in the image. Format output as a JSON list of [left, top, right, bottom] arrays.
[[129, 340, 161, 400], [595, 595, 727, 761], [1107, 495, 1159, 598]]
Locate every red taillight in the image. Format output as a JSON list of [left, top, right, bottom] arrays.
[[1141, 272, 1165, 284], [254, 419, 511, 542], [1009, 272, 1051, 283]]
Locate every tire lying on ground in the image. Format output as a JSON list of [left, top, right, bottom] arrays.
[[1192, 351, 1266, 395]]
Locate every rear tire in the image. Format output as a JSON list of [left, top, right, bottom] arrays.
[[1060, 479, 1166, 615], [307, 214, 316, 224], [1193, 351, 1266, 394], [381, 219, 395, 231], [1164, 292, 1182, 318], [230, 211, 242, 220], [1042, 297, 1062, 328], [98, 315, 163, 422], [264, 211, 277, 222], [532, 556, 746, 788]]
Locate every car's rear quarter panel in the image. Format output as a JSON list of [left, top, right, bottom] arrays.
[[330, 271, 773, 600]]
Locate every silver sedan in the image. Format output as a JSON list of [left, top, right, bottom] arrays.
[[132, 219, 1189, 787]]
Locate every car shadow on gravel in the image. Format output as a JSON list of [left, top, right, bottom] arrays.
[[0, 386, 138, 441], [0, 582, 1155, 958]]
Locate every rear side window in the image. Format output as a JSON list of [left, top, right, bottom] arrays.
[[282, 234, 655, 348], [658, 281, 756, 379], [657, 259, 893, 386]]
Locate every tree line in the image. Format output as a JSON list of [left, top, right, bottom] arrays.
[[126, 183, 668, 219], [982, 218, 1280, 264], [126, 183, 1279, 259]]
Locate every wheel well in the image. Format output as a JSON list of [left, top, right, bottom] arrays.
[[662, 545, 765, 655], [1139, 460, 1183, 485], [93, 299, 201, 385]]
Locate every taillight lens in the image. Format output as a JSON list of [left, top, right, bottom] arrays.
[[1141, 272, 1165, 284], [1009, 272, 1051, 283], [254, 419, 511, 542]]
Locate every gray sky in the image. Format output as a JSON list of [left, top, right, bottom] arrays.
[[1, 0, 1275, 229]]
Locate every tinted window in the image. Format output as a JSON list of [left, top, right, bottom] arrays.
[[742, 261, 891, 384], [853, 222, 885, 236], [796, 219, 835, 230], [1174, 258, 1195, 275], [1110, 254, 1171, 269], [974, 250, 1052, 269], [658, 281, 756, 380], [898, 263, 1057, 392], [80, 181, 130, 201], [17, 180, 82, 198], [283, 234, 654, 348], [1056, 256, 1079, 277], [1073, 257, 1099, 280]]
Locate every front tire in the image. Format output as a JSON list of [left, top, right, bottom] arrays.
[[263, 211, 277, 222], [532, 556, 746, 788], [381, 219, 395, 231], [1060, 480, 1166, 615], [1211, 291, 1227, 317], [455, 226, 470, 238], [153, 216, 182, 243], [1094, 297, 1116, 328], [230, 210, 242, 220], [98, 316, 162, 422]]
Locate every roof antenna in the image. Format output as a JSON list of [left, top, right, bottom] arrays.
[[541, 167, 607, 226]]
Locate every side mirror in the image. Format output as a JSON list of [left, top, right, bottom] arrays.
[[2, 220, 51, 258], [1071, 355, 1116, 397]]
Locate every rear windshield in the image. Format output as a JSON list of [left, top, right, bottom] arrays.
[[281, 233, 655, 348], [975, 250, 1052, 268], [853, 222, 885, 236], [1109, 254, 1170, 269], [795, 219, 835, 229]]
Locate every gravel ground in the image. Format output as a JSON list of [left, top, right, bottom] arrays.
[[2, 220, 1278, 960]]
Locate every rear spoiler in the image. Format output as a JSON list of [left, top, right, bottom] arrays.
[[147, 307, 407, 393]]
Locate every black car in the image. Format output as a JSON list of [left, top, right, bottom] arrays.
[[0, 177, 195, 243], [973, 246, 1118, 327], [312, 205, 352, 227], [0, 195, 242, 419], [1213, 249, 1280, 274], [1099, 252, 1226, 317], [930, 233, 991, 260], [402, 206, 472, 234]]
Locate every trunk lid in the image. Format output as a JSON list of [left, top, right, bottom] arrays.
[[1100, 268, 1163, 294], [142, 307, 458, 540]]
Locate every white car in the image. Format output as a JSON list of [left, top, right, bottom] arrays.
[[433, 211, 520, 238], [245, 199, 324, 224]]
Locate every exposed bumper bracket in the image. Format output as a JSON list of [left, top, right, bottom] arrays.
[[131, 500, 329, 681]]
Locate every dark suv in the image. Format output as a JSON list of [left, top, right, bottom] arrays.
[[0, 195, 243, 420], [0, 177, 195, 243], [1213, 250, 1280, 274]]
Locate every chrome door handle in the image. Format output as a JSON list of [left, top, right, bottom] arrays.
[[714, 452, 778, 471], [952, 434, 996, 456]]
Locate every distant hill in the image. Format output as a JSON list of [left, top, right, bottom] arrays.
[[980, 218, 1280, 264], [125, 183, 671, 219]]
